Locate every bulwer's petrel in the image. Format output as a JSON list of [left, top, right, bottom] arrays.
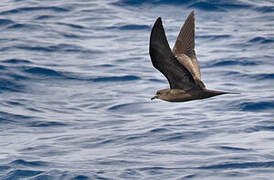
[[149, 11, 235, 102]]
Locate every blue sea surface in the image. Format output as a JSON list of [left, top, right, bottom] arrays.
[[0, 0, 274, 179]]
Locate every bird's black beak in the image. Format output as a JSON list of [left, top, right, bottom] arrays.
[[151, 95, 158, 100]]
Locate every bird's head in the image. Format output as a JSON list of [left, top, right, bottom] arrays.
[[151, 89, 170, 100]]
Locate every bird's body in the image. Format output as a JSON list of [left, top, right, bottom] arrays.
[[151, 88, 229, 102], [149, 11, 234, 102]]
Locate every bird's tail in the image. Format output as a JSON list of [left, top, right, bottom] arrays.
[[211, 90, 240, 95]]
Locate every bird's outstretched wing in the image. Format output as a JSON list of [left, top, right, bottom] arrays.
[[149, 17, 200, 91], [172, 11, 201, 80]]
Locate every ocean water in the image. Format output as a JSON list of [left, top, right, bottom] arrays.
[[0, 0, 274, 179]]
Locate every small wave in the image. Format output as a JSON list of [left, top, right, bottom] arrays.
[[0, 6, 69, 15], [137, 166, 179, 174], [248, 37, 274, 44], [2, 58, 32, 64], [10, 159, 48, 167], [13, 45, 53, 52], [221, 71, 248, 80], [10, 73, 29, 81], [23, 68, 138, 82], [149, 78, 165, 83], [26, 107, 43, 113], [198, 161, 274, 169], [217, 146, 250, 151], [24, 67, 63, 77], [0, 111, 34, 124], [0, 78, 25, 93], [35, 15, 55, 20], [93, 75, 140, 82], [252, 73, 274, 80], [15, 44, 100, 54], [14, 45, 57, 52], [240, 101, 274, 111], [33, 174, 90, 180], [56, 22, 86, 29], [223, 71, 274, 81], [97, 159, 141, 166], [108, 24, 150, 30], [114, 0, 253, 10], [107, 102, 153, 114], [5, 101, 23, 106], [125, 134, 147, 141], [108, 103, 131, 111], [30, 174, 53, 179], [0, 19, 14, 26], [160, 134, 185, 142], [189, 2, 221, 11], [197, 34, 231, 40], [189, 1, 251, 11], [224, 70, 251, 78], [7, 23, 42, 30], [182, 174, 196, 179], [27, 121, 68, 127], [246, 125, 274, 133], [3, 169, 44, 179], [61, 32, 85, 39], [12, 168, 93, 180], [0, 111, 34, 120], [0, 65, 6, 70], [207, 58, 257, 67], [149, 128, 169, 133], [260, 126, 274, 131], [94, 64, 114, 68], [113, 0, 193, 6], [0, 165, 10, 171], [73, 175, 90, 180], [255, 6, 274, 13], [160, 131, 202, 142], [119, 169, 141, 179]]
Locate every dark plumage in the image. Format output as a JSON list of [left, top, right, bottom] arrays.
[[149, 11, 235, 102]]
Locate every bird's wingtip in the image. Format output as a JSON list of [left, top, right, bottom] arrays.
[[190, 10, 195, 18], [155, 17, 162, 24], [151, 17, 164, 36]]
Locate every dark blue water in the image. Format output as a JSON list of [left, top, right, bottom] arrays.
[[0, 0, 274, 179]]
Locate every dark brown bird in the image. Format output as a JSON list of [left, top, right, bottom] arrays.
[[149, 11, 234, 102]]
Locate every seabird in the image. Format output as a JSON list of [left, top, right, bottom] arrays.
[[149, 11, 234, 102]]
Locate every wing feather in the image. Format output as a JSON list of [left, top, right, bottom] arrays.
[[172, 11, 202, 80], [149, 17, 199, 91]]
